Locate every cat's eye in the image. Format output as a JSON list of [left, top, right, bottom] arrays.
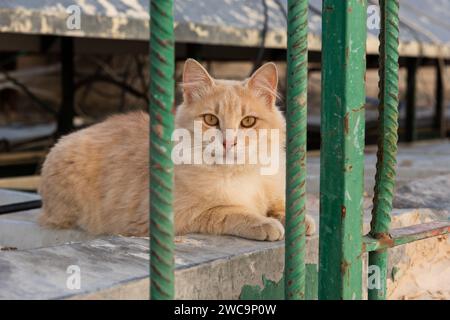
[[203, 114, 219, 126], [241, 116, 257, 128]]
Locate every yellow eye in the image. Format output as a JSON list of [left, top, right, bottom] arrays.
[[203, 114, 219, 126], [241, 116, 256, 128]]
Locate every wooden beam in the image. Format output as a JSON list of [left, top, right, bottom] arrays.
[[0, 151, 46, 166], [0, 175, 41, 190]]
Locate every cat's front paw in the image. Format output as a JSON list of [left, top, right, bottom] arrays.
[[271, 212, 315, 236], [246, 217, 285, 241], [269, 211, 285, 225]]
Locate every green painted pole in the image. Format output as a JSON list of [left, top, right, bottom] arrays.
[[285, 0, 308, 300], [318, 0, 367, 300], [149, 0, 175, 300], [368, 0, 399, 300]]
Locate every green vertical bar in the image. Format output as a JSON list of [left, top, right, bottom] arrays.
[[368, 0, 399, 300], [318, 0, 367, 300], [285, 0, 308, 300], [149, 0, 175, 300]]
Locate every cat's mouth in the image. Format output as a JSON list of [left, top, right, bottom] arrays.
[[201, 143, 272, 166], [173, 138, 281, 175], [206, 144, 247, 163]]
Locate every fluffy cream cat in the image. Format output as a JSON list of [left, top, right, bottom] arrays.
[[38, 59, 315, 241]]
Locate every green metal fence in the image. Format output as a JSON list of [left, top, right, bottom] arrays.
[[149, 0, 175, 300], [317, 0, 450, 300], [285, 0, 309, 300], [149, 0, 450, 300], [319, 0, 367, 300], [368, 0, 400, 299]]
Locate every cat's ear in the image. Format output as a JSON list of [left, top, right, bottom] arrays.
[[247, 62, 278, 106], [182, 59, 214, 103]]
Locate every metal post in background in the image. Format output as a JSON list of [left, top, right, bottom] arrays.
[[149, 0, 175, 300], [319, 0, 367, 300], [285, 0, 308, 300], [57, 37, 75, 137], [405, 58, 417, 142], [434, 59, 446, 138]]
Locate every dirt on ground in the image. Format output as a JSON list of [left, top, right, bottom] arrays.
[[387, 212, 450, 300]]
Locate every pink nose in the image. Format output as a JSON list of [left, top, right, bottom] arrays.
[[223, 139, 236, 150]]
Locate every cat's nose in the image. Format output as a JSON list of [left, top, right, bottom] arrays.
[[223, 139, 237, 150]]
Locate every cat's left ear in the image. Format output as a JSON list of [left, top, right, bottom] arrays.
[[182, 59, 215, 104], [247, 62, 278, 107]]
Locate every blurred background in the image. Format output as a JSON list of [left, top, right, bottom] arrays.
[[0, 0, 448, 191]]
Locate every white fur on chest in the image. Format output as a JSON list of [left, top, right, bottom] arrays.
[[199, 169, 267, 212]]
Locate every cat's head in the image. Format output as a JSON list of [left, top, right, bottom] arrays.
[[174, 59, 285, 171]]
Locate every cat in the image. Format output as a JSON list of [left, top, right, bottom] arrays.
[[38, 59, 315, 241]]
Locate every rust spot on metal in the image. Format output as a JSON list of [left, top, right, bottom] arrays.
[[341, 205, 346, 218], [340, 260, 350, 275], [361, 242, 367, 253], [154, 124, 164, 137], [352, 105, 365, 113], [373, 232, 394, 248], [344, 113, 349, 135], [156, 68, 165, 78]]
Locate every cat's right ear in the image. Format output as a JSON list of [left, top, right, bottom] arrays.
[[182, 59, 214, 103]]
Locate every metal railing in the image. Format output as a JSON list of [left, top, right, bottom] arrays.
[[149, 0, 175, 300], [318, 0, 367, 300], [149, 0, 450, 300], [285, 0, 309, 300], [317, 0, 450, 300]]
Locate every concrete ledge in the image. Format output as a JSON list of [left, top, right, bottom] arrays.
[[0, 208, 96, 250], [0, 188, 96, 251], [0, 232, 317, 300], [1, 207, 447, 299], [0, 236, 149, 299], [1, 140, 449, 299]]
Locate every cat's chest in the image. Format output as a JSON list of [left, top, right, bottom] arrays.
[[205, 172, 263, 204], [175, 166, 270, 211]]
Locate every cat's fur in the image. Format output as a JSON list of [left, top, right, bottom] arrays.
[[38, 59, 315, 241]]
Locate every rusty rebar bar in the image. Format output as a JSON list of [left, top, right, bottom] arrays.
[[369, 0, 400, 300], [285, 0, 308, 300], [149, 0, 175, 300]]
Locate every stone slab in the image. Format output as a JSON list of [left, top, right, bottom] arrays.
[[1, 207, 446, 299], [0, 140, 449, 299], [394, 174, 450, 212], [0, 190, 95, 250]]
